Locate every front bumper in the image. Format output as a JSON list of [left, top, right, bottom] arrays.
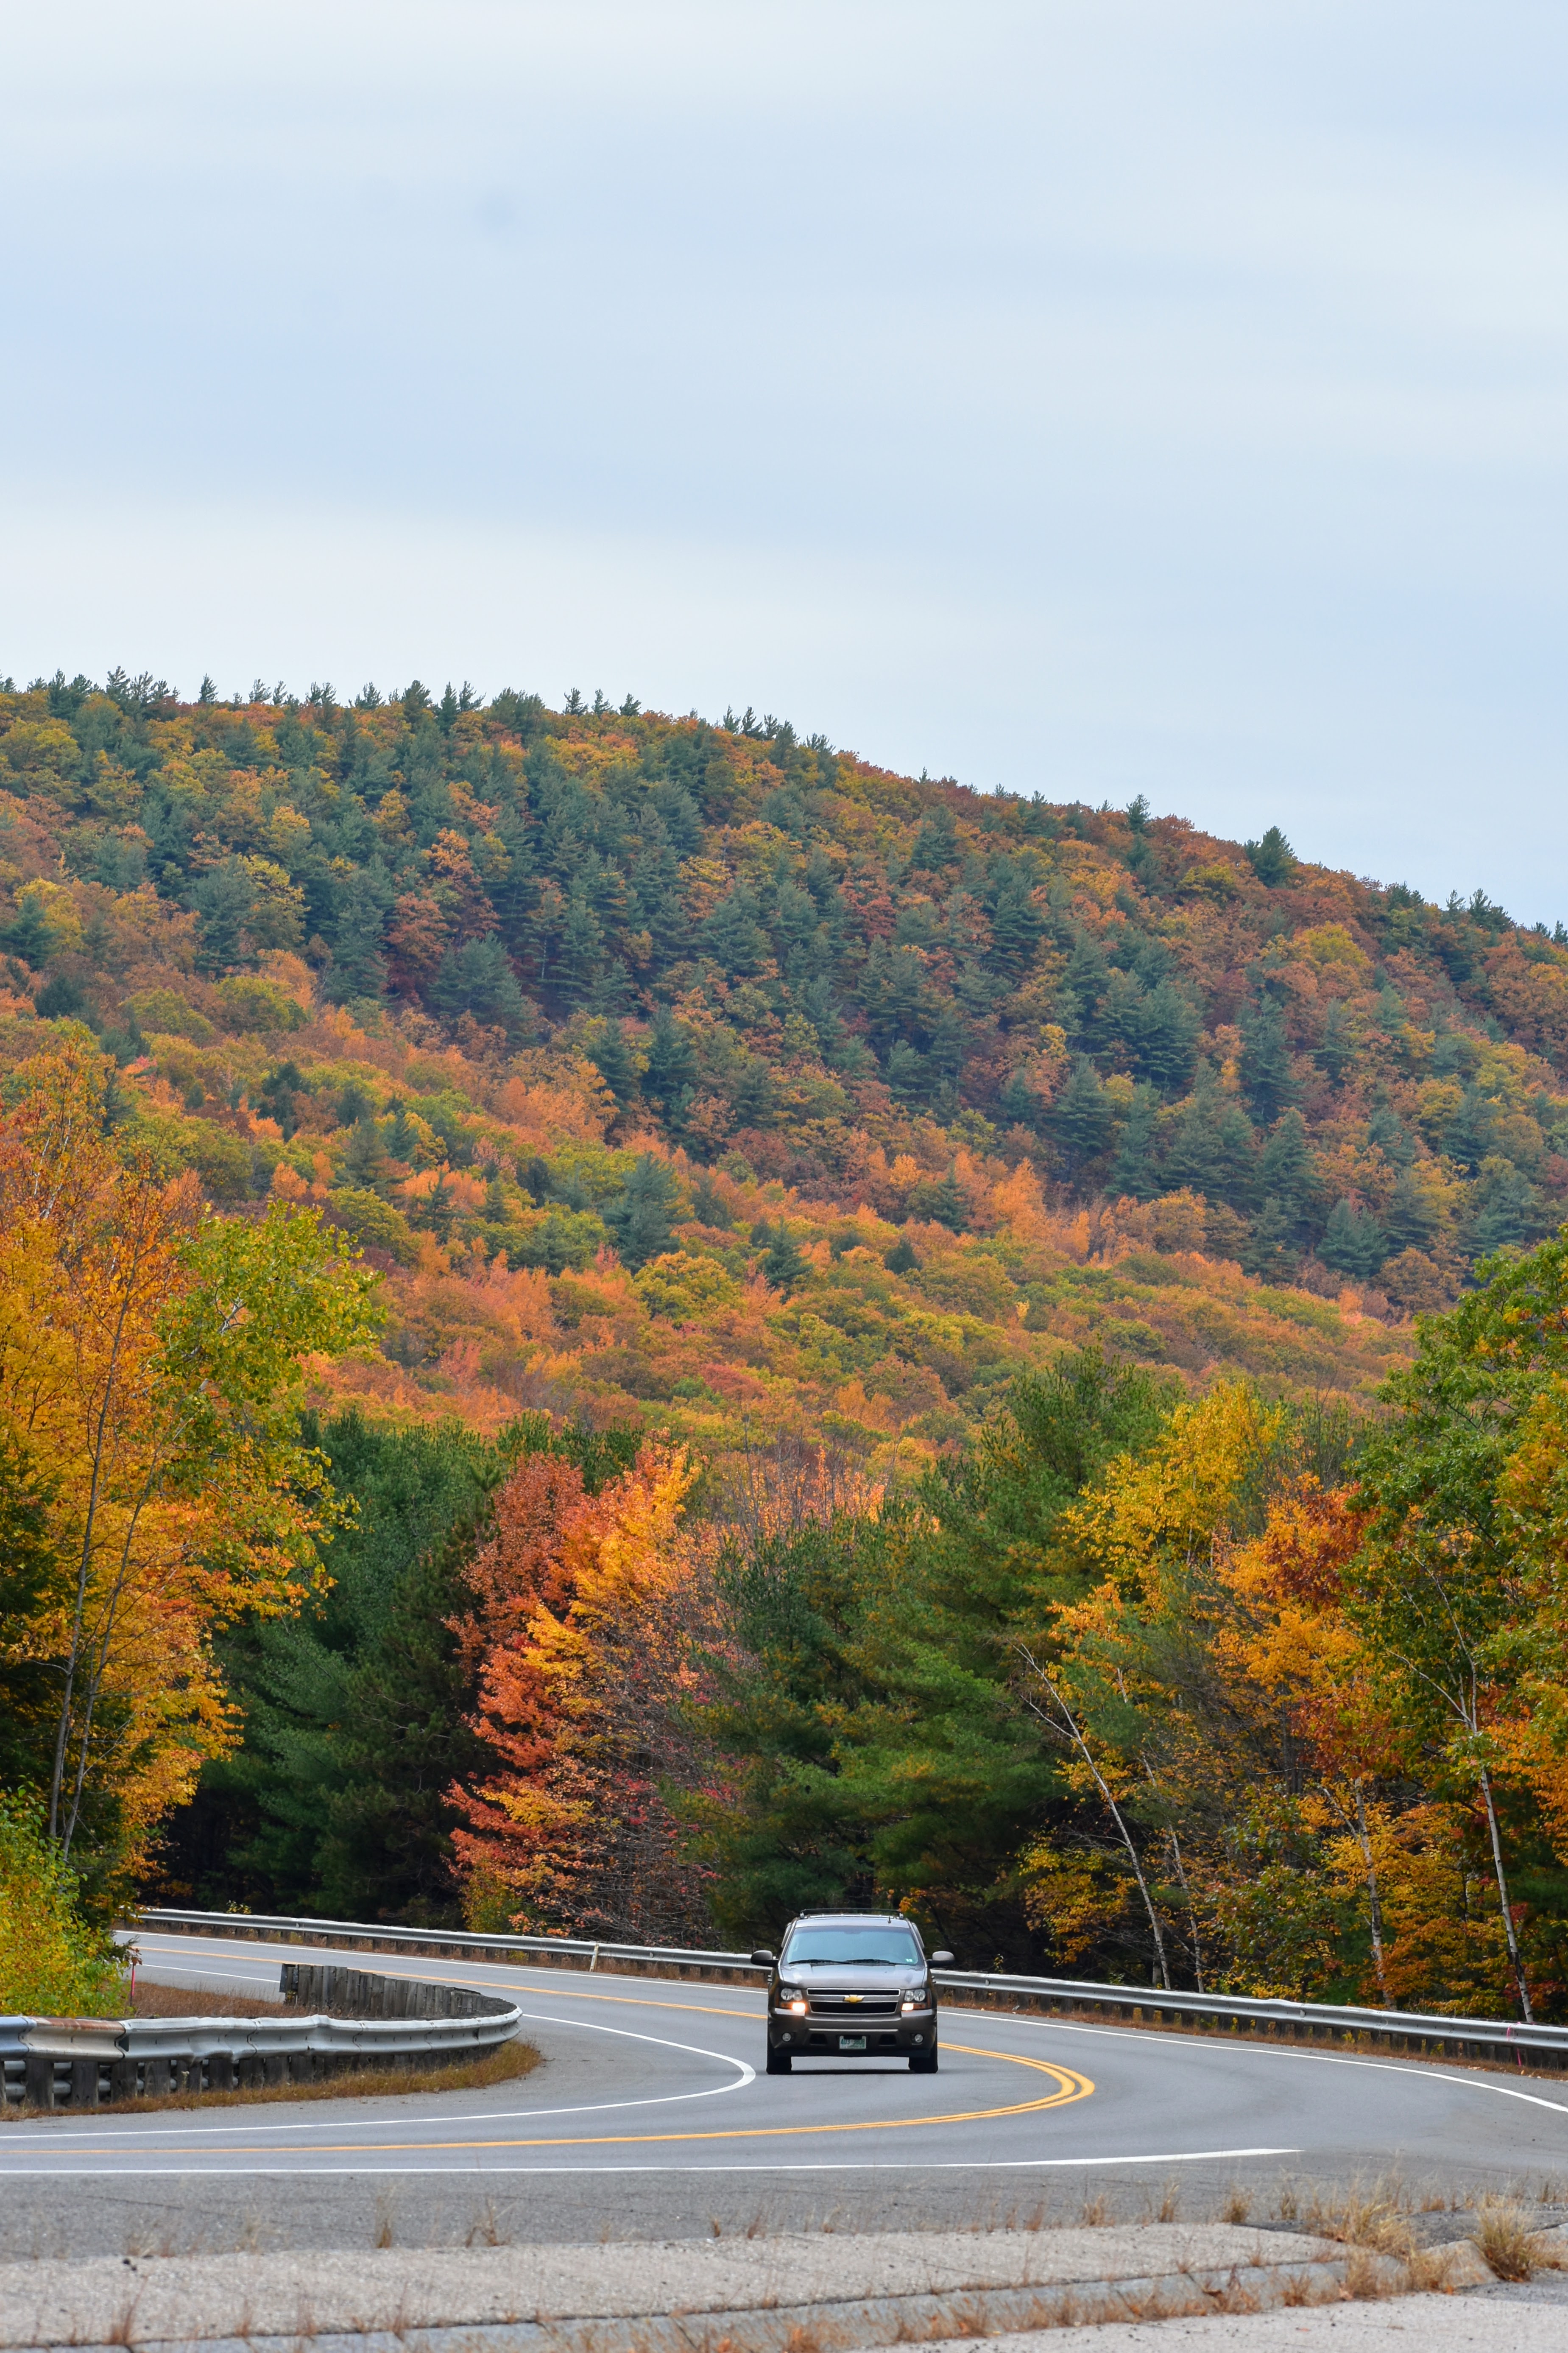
[[767, 2006, 935, 2057]]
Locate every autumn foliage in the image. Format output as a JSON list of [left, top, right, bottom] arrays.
[[8, 673, 1568, 2020], [0, 1044, 378, 1902], [450, 1442, 724, 1942]]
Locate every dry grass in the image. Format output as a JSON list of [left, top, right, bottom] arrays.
[[1471, 2195, 1561, 2281], [127, 1982, 293, 2020], [1299, 2174, 1417, 2259]]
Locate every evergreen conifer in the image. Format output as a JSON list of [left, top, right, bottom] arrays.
[[1239, 1000, 1298, 1122], [1108, 1084, 1161, 1199], [762, 1225, 808, 1291], [1049, 1057, 1112, 1169], [587, 1019, 638, 1108], [1320, 1196, 1388, 1279], [603, 1155, 682, 1270]]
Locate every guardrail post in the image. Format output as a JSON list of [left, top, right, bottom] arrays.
[[68, 2057, 99, 2107], [23, 2054, 54, 2109]]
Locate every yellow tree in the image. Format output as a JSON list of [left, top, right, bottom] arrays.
[[0, 1043, 380, 1882], [1019, 1386, 1383, 1997]]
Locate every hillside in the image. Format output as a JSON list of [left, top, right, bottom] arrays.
[[4, 667, 1565, 1465]]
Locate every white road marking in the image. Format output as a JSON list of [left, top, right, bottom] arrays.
[[0, 2147, 1300, 2177], [0, 2018, 755, 2146]]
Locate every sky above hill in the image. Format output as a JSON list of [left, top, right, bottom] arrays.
[[4, 0, 1565, 921]]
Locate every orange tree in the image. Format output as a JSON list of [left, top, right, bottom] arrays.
[[0, 1043, 379, 1898], [451, 1441, 724, 1943]]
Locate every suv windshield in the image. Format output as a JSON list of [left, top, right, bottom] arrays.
[[781, 1926, 922, 1967]]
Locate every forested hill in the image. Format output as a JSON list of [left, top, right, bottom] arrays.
[[1, 667, 1564, 1452]]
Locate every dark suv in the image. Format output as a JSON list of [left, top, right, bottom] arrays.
[[753, 1911, 953, 2074]]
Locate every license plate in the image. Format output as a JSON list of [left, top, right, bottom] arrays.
[[838, 2034, 868, 2051]]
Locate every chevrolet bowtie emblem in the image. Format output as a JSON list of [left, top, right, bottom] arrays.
[[845, 1993, 862, 2003]]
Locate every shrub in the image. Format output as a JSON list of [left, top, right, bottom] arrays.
[[124, 988, 215, 1043], [0, 1800, 126, 2016], [214, 975, 307, 1034]]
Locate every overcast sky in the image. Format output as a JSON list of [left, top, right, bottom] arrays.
[[4, 1, 1565, 919]]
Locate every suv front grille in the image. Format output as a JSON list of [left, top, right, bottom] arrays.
[[809, 1997, 899, 2016]]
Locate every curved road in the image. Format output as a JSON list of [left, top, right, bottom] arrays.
[[3, 1930, 1566, 2254]]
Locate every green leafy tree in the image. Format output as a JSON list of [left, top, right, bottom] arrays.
[[1351, 1236, 1568, 2019], [695, 1351, 1174, 1953]]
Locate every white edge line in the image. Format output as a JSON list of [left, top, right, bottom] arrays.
[[986, 2011, 1568, 2118], [2, 2020, 754, 2145], [0, 2149, 1301, 2178]]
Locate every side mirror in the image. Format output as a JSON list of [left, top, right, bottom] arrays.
[[751, 1948, 776, 1966], [931, 1951, 954, 1966]]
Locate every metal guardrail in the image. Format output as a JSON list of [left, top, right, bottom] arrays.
[[136, 1907, 757, 1971], [2, 1973, 522, 2111], [134, 1905, 1568, 2069]]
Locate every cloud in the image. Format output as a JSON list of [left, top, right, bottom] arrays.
[[3, 0, 1565, 918]]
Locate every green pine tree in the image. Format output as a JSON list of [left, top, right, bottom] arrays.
[[1315, 1002, 1356, 1085], [643, 1005, 699, 1130], [1108, 1084, 1161, 1200], [4, 896, 54, 970], [1386, 1167, 1440, 1252], [1241, 1196, 1295, 1282], [996, 1073, 1039, 1131], [587, 1019, 639, 1108], [604, 1154, 683, 1270], [1243, 826, 1297, 886], [762, 1226, 808, 1291], [1258, 1107, 1314, 1227], [342, 1109, 391, 1193], [1471, 1157, 1538, 1258], [1048, 1057, 1112, 1169], [927, 1166, 968, 1233], [1319, 1196, 1388, 1279], [1239, 1000, 1298, 1123]]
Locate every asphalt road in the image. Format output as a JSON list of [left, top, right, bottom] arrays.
[[3, 1931, 1567, 2258]]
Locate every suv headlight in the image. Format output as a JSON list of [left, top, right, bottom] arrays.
[[776, 1982, 808, 2013], [900, 1985, 931, 2013]]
